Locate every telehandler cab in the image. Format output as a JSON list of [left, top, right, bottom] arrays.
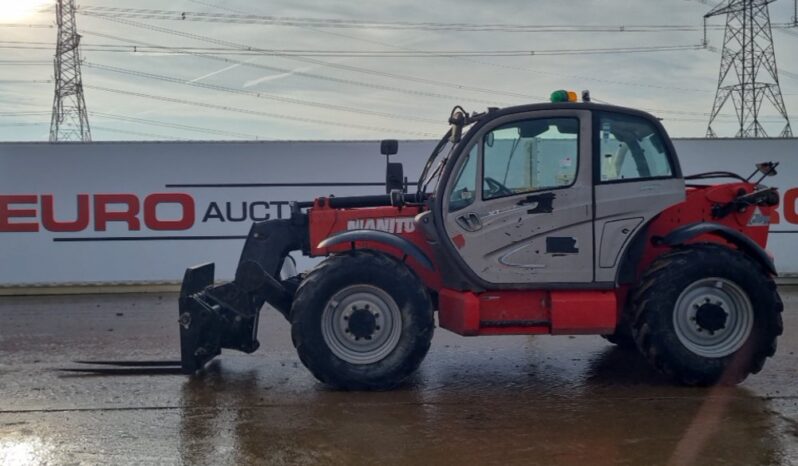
[[177, 91, 783, 389]]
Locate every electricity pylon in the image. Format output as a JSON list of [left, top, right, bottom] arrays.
[[49, 0, 91, 142], [705, 0, 792, 138]]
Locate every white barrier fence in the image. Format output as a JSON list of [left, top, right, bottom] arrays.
[[0, 138, 796, 286]]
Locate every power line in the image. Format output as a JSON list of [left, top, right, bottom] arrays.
[[79, 14, 547, 100], [82, 62, 440, 124], [190, 0, 720, 96], [781, 69, 798, 80], [0, 40, 708, 57], [79, 9, 764, 121], [0, 60, 52, 65], [188, 0, 421, 58], [0, 85, 777, 125], [662, 116, 789, 122], [0, 36, 770, 128], [74, 30, 717, 106], [85, 85, 437, 137], [0, 40, 542, 101], [0, 23, 52, 29], [77, 15, 551, 117], [75, 6, 798, 32], [0, 40, 65, 46], [0, 99, 50, 110], [81, 30, 509, 107], [0, 110, 264, 139], [90, 112, 262, 139], [0, 111, 52, 116], [0, 122, 49, 127], [0, 80, 51, 84], [72, 32, 733, 110], [91, 125, 184, 140], [0, 89, 781, 136], [8, 2, 779, 138]]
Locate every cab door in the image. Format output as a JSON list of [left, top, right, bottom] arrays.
[[592, 111, 685, 283], [442, 110, 594, 285]]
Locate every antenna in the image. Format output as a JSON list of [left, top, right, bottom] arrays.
[[705, 0, 792, 138], [50, 0, 91, 142]]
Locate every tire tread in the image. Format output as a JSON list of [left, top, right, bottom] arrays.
[[631, 243, 782, 385]]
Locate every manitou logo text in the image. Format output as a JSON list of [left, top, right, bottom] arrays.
[[346, 217, 416, 234]]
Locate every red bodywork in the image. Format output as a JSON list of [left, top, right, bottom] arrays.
[[307, 183, 776, 337]]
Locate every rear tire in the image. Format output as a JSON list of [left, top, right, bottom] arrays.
[[290, 250, 434, 390], [632, 244, 783, 386]]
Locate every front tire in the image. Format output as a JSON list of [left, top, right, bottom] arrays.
[[632, 244, 783, 385], [602, 289, 637, 350], [290, 250, 434, 390]]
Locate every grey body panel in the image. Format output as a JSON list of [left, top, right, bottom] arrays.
[[598, 217, 644, 268], [593, 179, 685, 282], [442, 110, 595, 284]]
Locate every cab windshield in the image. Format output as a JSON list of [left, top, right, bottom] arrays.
[[417, 132, 456, 196], [417, 107, 486, 197]]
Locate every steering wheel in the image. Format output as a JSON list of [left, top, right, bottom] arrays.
[[483, 177, 514, 198]]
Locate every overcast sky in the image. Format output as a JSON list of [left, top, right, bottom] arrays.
[[1, 0, 797, 141]]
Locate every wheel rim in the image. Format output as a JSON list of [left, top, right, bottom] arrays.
[[321, 285, 402, 365], [672, 277, 754, 358]]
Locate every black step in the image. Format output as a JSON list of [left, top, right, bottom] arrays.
[[479, 320, 549, 328]]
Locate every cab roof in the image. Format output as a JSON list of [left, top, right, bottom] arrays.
[[479, 101, 662, 124]]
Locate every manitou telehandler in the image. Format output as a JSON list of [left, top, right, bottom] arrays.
[[177, 91, 783, 389]]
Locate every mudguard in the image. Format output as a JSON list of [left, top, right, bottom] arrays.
[[318, 229, 434, 270], [661, 222, 777, 276]]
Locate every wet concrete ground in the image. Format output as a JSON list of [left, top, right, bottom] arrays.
[[0, 292, 797, 465]]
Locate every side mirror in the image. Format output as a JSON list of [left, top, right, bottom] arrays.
[[380, 140, 404, 193], [386, 162, 404, 194], [380, 139, 398, 156]]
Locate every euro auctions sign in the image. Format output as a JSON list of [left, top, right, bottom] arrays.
[[0, 193, 306, 234], [0, 138, 796, 286], [0, 140, 423, 286], [0, 193, 195, 233]]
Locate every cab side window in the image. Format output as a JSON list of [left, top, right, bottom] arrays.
[[482, 118, 579, 200], [448, 145, 478, 212], [598, 113, 674, 182]]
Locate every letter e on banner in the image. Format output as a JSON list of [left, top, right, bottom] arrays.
[[0, 195, 38, 232]]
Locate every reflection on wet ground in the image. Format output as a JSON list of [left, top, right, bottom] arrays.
[[0, 292, 796, 465]]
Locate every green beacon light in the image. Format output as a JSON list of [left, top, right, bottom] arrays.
[[550, 90, 578, 103]]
